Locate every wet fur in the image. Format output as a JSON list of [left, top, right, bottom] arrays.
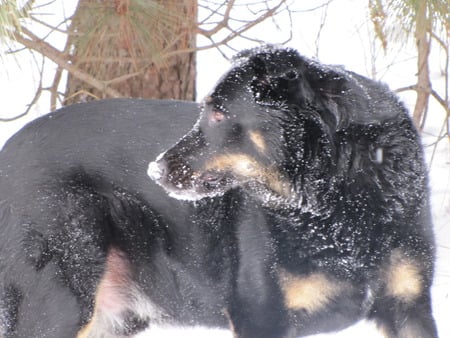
[[0, 99, 240, 337], [150, 46, 438, 338]]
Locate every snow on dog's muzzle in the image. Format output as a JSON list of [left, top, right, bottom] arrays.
[[147, 160, 165, 182], [148, 155, 233, 201]]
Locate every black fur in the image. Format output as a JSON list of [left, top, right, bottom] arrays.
[[0, 46, 438, 338], [0, 99, 242, 337], [150, 46, 438, 338]]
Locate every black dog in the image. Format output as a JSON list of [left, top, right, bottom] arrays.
[[0, 99, 250, 337], [149, 46, 438, 338]]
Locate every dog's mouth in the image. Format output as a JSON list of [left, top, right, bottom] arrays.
[[148, 155, 294, 205], [148, 160, 236, 201], [196, 170, 234, 192]]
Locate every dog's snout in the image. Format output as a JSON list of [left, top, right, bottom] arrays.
[[147, 159, 166, 182]]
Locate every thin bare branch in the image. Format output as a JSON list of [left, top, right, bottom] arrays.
[[431, 89, 450, 113], [63, 89, 100, 103], [198, 1, 227, 25], [314, 2, 329, 58], [395, 84, 417, 93], [0, 55, 44, 122], [14, 26, 123, 98], [49, 66, 63, 111], [28, 14, 71, 35], [197, 0, 287, 50], [290, 0, 335, 13], [430, 31, 448, 51], [198, 0, 235, 36], [426, 116, 448, 168], [104, 69, 145, 86], [395, 84, 449, 115]]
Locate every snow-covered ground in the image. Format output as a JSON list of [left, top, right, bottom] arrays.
[[1, 1, 448, 337]]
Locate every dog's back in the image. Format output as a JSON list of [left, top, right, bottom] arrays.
[[0, 99, 236, 337]]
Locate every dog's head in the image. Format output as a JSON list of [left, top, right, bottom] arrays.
[[148, 46, 341, 205]]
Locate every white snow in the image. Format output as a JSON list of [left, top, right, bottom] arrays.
[[1, 1, 448, 337]]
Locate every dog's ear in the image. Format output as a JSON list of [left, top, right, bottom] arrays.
[[304, 63, 371, 129], [248, 55, 306, 107]]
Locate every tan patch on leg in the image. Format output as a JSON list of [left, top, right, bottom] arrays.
[[204, 153, 291, 198], [376, 318, 430, 338], [248, 130, 267, 154], [76, 321, 94, 338], [76, 247, 131, 338], [224, 309, 239, 338], [279, 271, 342, 314], [376, 324, 393, 338], [385, 250, 422, 302], [76, 247, 165, 338]]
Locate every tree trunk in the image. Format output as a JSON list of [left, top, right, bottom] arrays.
[[412, 0, 431, 130], [64, 0, 197, 104]]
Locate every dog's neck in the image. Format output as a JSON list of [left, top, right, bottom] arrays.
[[244, 178, 336, 221]]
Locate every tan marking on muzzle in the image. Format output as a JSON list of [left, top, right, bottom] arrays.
[[248, 130, 267, 154], [279, 271, 342, 313], [204, 153, 291, 198]]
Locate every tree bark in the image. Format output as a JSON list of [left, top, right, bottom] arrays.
[[64, 0, 197, 104], [412, 0, 431, 130]]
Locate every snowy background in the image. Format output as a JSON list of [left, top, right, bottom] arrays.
[[0, 1, 448, 337]]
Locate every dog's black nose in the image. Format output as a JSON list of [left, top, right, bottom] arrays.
[[147, 159, 166, 182]]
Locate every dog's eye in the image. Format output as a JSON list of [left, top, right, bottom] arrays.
[[208, 111, 226, 126], [284, 70, 298, 80]]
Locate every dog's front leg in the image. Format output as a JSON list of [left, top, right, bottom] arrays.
[[227, 206, 289, 338], [227, 285, 289, 338]]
